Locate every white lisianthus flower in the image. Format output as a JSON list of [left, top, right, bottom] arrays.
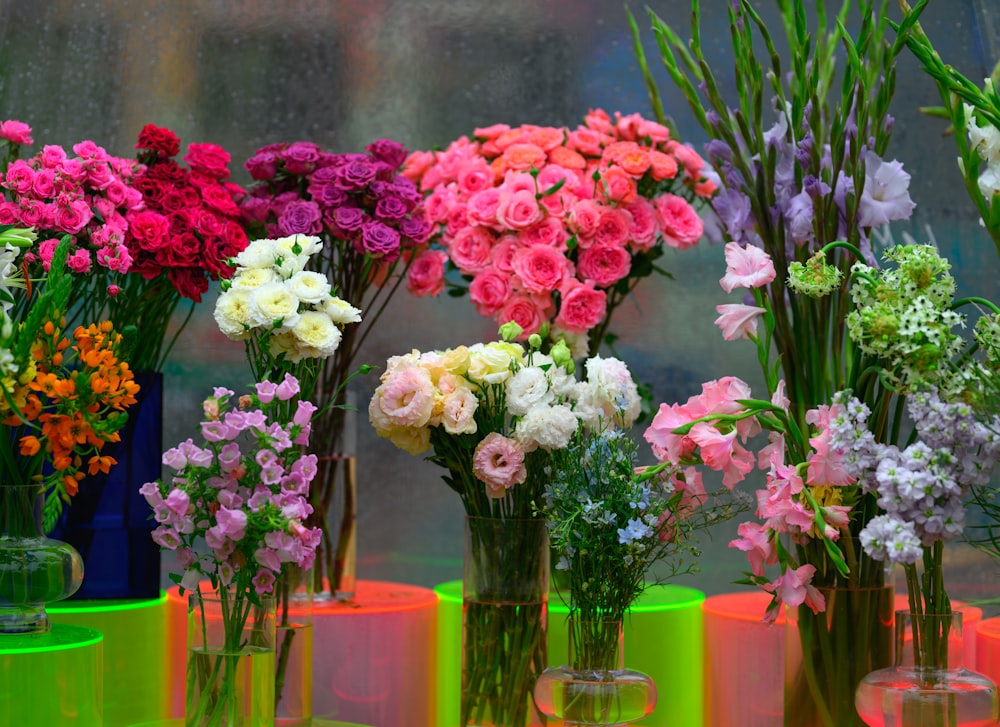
[[274, 234, 323, 258], [441, 387, 478, 435], [515, 403, 579, 452], [229, 267, 278, 291], [506, 366, 553, 416], [214, 288, 253, 339], [249, 282, 302, 329], [324, 297, 363, 325], [233, 239, 279, 270], [291, 310, 342, 358], [582, 355, 641, 427], [286, 270, 332, 303], [467, 341, 523, 385]]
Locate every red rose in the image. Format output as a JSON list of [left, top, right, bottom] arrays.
[[136, 124, 180, 159], [183, 143, 231, 179], [147, 160, 186, 183], [167, 267, 209, 302], [127, 210, 171, 252], [199, 184, 240, 218]]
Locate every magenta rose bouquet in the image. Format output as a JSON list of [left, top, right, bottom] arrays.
[[240, 137, 432, 598], [402, 108, 715, 357]]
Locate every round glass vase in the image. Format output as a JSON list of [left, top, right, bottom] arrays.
[[855, 610, 1000, 727], [533, 619, 657, 726], [0, 483, 84, 634], [784, 584, 894, 727], [186, 587, 276, 727], [462, 515, 549, 727]]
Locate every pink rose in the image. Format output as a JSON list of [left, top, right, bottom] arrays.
[[496, 188, 543, 230], [499, 292, 551, 338], [65, 248, 93, 273], [456, 159, 495, 197], [466, 188, 503, 229], [0, 120, 32, 145], [584, 108, 615, 135], [654, 194, 704, 249], [499, 171, 537, 196], [593, 207, 631, 248], [53, 199, 94, 235], [568, 199, 604, 242], [490, 236, 520, 274], [406, 249, 449, 297], [720, 242, 776, 293], [567, 127, 611, 156], [448, 226, 495, 274], [469, 266, 513, 316], [625, 198, 658, 252], [511, 244, 570, 293], [423, 185, 457, 224], [3, 159, 35, 195], [577, 240, 632, 288], [519, 217, 567, 249], [39, 145, 67, 169], [31, 169, 55, 199], [473, 432, 528, 498], [555, 281, 607, 333], [669, 142, 705, 177], [597, 167, 637, 205]]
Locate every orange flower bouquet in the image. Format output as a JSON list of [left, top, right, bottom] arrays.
[[1, 234, 139, 530]]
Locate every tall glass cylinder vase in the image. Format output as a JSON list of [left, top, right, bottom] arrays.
[[856, 611, 1000, 727], [308, 393, 357, 601], [186, 588, 276, 727], [784, 585, 893, 727], [533, 619, 657, 726], [0, 483, 84, 634], [274, 572, 313, 724], [462, 516, 549, 727]]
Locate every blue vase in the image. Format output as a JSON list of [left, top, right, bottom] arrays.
[[49, 370, 163, 599]]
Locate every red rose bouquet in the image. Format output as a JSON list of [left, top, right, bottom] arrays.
[[402, 108, 715, 357], [239, 137, 432, 598]]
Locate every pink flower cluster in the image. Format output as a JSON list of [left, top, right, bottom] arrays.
[[0, 124, 144, 275], [140, 375, 322, 597], [645, 377, 856, 621], [129, 124, 249, 302], [239, 137, 433, 264], [714, 242, 776, 340], [403, 108, 716, 340]]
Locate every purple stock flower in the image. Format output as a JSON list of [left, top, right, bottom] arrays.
[[277, 199, 323, 236], [361, 219, 401, 257]]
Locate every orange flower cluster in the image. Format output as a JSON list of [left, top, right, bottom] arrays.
[[3, 318, 139, 497]]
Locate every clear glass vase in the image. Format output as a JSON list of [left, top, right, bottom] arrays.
[[784, 584, 894, 727], [856, 610, 1000, 727], [0, 482, 84, 633], [534, 618, 657, 726], [462, 515, 549, 727], [186, 587, 276, 727], [274, 573, 313, 725]]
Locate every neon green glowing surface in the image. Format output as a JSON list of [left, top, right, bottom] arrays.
[[0, 623, 103, 725], [434, 580, 705, 727]]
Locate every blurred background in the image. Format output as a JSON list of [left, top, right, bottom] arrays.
[[1, 0, 998, 604]]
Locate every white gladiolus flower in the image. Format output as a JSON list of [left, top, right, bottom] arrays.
[[213, 288, 253, 339], [286, 270, 332, 303], [324, 297, 363, 325], [248, 282, 301, 328]]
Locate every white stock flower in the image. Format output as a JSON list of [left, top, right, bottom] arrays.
[[274, 234, 323, 258], [229, 266, 278, 291], [213, 288, 253, 339], [286, 270, 332, 303], [248, 282, 301, 328], [233, 239, 279, 270], [324, 297, 363, 325], [291, 310, 343, 359], [506, 366, 553, 416]]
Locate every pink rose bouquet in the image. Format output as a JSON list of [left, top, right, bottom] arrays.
[[368, 323, 643, 726], [240, 137, 431, 598], [403, 108, 715, 356]]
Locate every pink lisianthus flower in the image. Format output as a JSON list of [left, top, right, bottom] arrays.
[[472, 432, 528, 498], [715, 303, 767, 341], [719, 242, 776, 293]]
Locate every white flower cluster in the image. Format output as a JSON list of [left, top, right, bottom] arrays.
[[0, 243, 21, 314], [213, 235, 361, 362]]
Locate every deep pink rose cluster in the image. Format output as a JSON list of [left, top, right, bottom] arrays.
[[402, 108, 717, 341], [0, 122, 144, 276], [239, 138, 433, 267], [131, 124, 248, 302]]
